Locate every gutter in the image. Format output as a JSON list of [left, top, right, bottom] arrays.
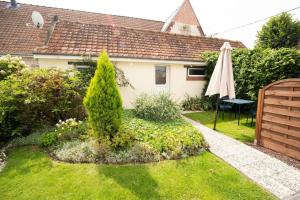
[[33, 54, 206, 66]]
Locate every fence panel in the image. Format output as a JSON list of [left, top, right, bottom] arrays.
[[255, 79, 300, 160]]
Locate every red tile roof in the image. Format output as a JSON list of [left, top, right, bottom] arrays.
[[0, 1, 245, 61], [35, 20, 245, 62], [0, 1, 164, 55]]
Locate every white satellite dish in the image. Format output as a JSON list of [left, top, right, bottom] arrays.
[[31, 11, 44, 28]]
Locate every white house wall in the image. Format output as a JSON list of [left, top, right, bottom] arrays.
[[37, 58, 206, 108]]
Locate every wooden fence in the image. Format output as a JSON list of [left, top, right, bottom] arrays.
[[255, 79, 300, 160]]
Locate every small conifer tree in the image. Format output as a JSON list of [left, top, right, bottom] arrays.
[[84, 49, 122, 138]]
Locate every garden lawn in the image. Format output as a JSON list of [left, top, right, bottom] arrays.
[[0, 147, 275, 200], [184, 111, 255, 143]]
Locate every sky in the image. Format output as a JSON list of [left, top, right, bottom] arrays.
[[5, 0, 300, 48]]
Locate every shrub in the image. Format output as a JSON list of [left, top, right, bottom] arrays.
[[134, 93, 181, 121], [84, 50, 122, 138], [55, 118, 88, 141], [0, 55, 27, 81], [41, 132, 58, 147], [200, 48, 300, 109], [10, 132, 44, 147], [52, 140, 98, 163], [0, 68, 86, 139], [256, 12, 300, 49], [181, 95, 202, 111]]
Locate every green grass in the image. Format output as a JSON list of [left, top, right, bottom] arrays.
[[0, 146, 275, 200], [184, 111, 256, 143]]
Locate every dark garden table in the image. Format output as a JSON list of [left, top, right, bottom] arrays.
[[222, 99, 255, 126]]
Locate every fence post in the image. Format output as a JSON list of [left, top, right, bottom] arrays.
[[255, 89, 264, 145]]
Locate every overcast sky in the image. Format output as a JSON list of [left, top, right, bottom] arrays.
[[5, 0, 300, 48]]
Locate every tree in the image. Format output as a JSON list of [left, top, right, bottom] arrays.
[[256, 12, 300, 49], [83, 50, 122, 138]]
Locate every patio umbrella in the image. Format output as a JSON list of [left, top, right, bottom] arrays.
[[205, 42, 235, 130]]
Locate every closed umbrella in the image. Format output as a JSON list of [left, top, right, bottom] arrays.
[[205, 42, 235, 130]]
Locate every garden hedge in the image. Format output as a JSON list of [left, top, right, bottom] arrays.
[[200, 48, 300, 109]]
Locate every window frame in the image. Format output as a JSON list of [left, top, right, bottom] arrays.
[[155, 66, 167, 85], [185, 65, 207, 81]]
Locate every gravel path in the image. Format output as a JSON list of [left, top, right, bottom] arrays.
[[184, 117, 300, 200]]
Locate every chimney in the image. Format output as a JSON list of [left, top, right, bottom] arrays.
[[8, 0, 19, 9]]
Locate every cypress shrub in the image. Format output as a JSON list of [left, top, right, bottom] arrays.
[[84, 50, 122, 138]]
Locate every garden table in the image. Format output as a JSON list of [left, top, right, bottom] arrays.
[[222, 99, 255, 126]]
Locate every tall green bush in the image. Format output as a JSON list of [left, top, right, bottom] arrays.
[[0, 68, 86, 139], [84, 50, 122, 138], [256, 12, 300, 49], [201, 48, 300, 109]]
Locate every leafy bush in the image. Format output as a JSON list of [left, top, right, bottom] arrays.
[[55, 118, 88, 141], [256, 12, 300, 49], [41, 119, 88, 147], [0, 68, 86, 139], [200, 48, 300, 109], [0, 55, 27, 81], [84, 50, 122, 138], [134, 93, 181, 121], [181, 95, 202, 111], [10, 132, 44, 147], [41, 132, 58, 147]]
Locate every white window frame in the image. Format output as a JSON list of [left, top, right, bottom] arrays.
[[187, 67, 206, 77]]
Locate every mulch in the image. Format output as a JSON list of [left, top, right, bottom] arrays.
[[246, 143, 300, 170]]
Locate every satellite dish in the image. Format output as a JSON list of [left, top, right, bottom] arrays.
[[31, 11, 44, 28]]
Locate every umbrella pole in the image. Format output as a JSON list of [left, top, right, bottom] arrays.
[[213, 95, 220, 130]]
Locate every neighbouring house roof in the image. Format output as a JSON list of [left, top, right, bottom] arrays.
[[0, 1, 245, 62], [35, 20, 245, 62], [161, 0, 205, 36], [0, 1, 164, 55]]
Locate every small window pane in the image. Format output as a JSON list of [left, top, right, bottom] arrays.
[[155, 66, 166, 84], [188, 68, 205, 76]]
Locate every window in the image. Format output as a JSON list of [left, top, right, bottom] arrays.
[[155, 66, 166, 85], [187, 67, 206, 77]]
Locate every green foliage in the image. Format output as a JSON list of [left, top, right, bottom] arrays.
[[200, 48, 300, 109], [77, 56, 131, 88], [0, 68, 86, 139], [55, 118, 88, 141], [134, 93, 181, 121], [41, 119, 88, 147], [119, 111, 205, 159], [41, 132, 58, 147], [53, 140, 98, 163], [84, 50, 122, 137], [181, 95, 202, 111], [0, 55, 27, 81], [256, 12, 300, 49]]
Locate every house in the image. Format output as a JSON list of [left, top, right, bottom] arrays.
[[0, 0, 245, 108]]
